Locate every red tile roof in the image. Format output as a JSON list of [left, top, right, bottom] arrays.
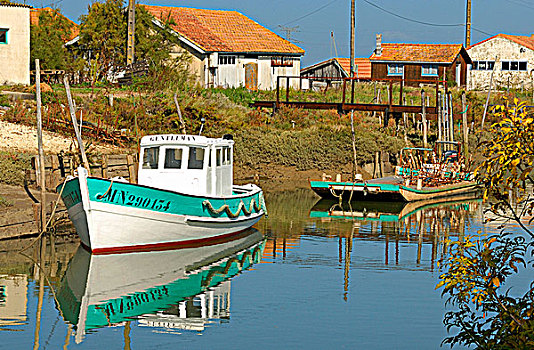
[[141, 5, 304, 55], [301, 57, 371, 79], [370, 43, 464, 63], [468, 33, 534, 51], [30, 7, 79, 41]]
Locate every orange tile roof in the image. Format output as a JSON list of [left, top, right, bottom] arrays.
[[31, 7, 79, 41], [370, 43, 463, 63], [301, 57, 371, 78], [468, 33, 534, 51], [141, 5, 304, 55], [335, 57, 371, 79]]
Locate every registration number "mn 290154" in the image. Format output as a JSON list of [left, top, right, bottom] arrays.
[[97, 189, 172, 212]]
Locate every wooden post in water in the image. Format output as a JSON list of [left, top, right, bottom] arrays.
[[35, 59, 46, 233], [437, 91, 442, 141], [421, 89, 428, 148], [33, 237, 47, 350], [448, 92, 454, 142], [64, 76, 91, 174], [462, 91, 469, 157]]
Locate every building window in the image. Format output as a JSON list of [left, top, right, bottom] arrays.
[[218, 55, 236, 65], [471, 61, 495, 71], [387, 64, 404, 76], [501, 61, 527, 71], [271, 56, 293, 67], [421, 64, 438, 76], [0, 29, 7, 44]]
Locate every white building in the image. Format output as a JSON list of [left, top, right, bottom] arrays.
[[467, 34, 534, 90], [0, 3, 30, 85], [142, 5, 305, 90]]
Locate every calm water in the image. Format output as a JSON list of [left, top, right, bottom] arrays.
[[0, 188, 503, 349]]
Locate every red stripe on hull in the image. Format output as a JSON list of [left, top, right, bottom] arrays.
[[84, 228, 255, 255]]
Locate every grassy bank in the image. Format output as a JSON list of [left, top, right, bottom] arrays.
[[0, 69, 530, 185]]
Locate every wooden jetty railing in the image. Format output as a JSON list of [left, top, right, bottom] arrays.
[[250, 76, 449, 126]]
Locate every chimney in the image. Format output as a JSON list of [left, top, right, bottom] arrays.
[[375, 34, 382, 56]]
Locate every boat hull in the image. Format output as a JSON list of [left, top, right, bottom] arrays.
[[310, 177, 405, 201], [310, 177, 481, 202], [59, 168, 266, 254]]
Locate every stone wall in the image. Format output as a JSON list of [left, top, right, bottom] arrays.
[[468, 36, 534, 90]]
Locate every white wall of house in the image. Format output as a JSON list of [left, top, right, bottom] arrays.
[[0, 5, 30, 85], [202, 53, 301, 90], [468, 36, 534, 90]]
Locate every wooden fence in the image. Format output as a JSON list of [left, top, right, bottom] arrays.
[[29, 153, 139, 191]]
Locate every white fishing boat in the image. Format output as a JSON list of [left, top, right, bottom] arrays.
[[58, 134, 266, 254], [56, 229, 265, 343]]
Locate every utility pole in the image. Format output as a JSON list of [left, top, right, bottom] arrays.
[[126, 0, 135, 65], [350, 0, 355, 77], [465, 0, 471, 47]]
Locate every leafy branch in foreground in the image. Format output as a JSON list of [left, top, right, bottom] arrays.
[[437, 98, 534, 348]]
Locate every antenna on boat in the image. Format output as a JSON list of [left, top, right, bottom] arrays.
[[199, 117, 205, 135]]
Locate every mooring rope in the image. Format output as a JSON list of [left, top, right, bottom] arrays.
[[96, 178, 114, 199], [203, 195, 264, 218], [17, 180, 68, 253]]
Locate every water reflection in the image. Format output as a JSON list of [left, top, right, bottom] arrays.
[[264, 189, 483, 300], [55, 228, 264, 343]]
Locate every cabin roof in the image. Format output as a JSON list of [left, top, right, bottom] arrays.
[[140, 134, 233, 147], [301, 57, 371, 78], [141, 5, 305, 55], [370, 43, 466, 64], [468, 33, 534, 51]]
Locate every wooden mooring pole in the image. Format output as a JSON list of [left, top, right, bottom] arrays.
[[462, 91, 469, 156], [63, 76, 91, 174], [35, 59, 46, 233], [421, 89, 428, 148]]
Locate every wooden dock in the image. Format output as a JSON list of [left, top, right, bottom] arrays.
[[250, 76, 448, 126]]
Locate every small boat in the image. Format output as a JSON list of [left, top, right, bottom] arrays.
[[56, 228, 264, 343], [310, 193, 482, 222], [58, 134, 267, 254], [310, 142, 479, 202]]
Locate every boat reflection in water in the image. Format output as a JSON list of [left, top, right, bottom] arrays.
[[310, 193, 482, 224], [56, 228, 265, 343]]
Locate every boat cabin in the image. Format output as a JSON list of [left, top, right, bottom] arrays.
[[138, 134, 234, 196]]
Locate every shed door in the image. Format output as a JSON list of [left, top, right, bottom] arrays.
[[245, 63, 258, 90]]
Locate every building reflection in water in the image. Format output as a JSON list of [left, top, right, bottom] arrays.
[[263, 189, 483, 299]]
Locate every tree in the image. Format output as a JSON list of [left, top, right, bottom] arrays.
[[78, 1, 188, 84], [30, 8, 77, 70], [438, 98, 534, 348], [79, 0, 126, 81]]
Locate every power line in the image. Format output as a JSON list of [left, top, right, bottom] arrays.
[[284, 0, 341, 26], [361, 0, 492, 36]]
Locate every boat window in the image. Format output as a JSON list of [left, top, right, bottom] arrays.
[[188, 147, 205, 169], [216, 148, 222, 166], [164, 148, 183, 169], [208, 149, 212, 167], [142, 147, 159, 169], [223, 147, 231, 165]]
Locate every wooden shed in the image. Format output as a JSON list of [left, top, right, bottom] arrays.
[[370, 34, 472, 87], [301, 57, 371, 80]]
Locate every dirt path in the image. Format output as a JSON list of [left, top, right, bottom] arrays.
[[0, 120, 123, 154]]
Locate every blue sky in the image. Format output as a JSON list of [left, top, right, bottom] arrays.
[[24, 0, 534, 66]]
